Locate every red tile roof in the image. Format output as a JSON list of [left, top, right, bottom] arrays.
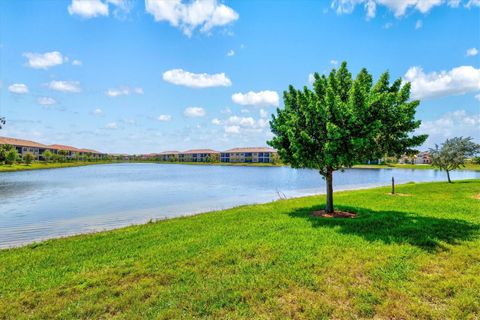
[[48, 144, 82, 152], [159, 151, 180, 155], [0, 136, 48, 148], [182, 149, 220, 154], [224, 147, 277, 153]]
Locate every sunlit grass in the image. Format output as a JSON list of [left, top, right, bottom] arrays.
[[0, 161, 113, 172], [1, 180, 479, 318]]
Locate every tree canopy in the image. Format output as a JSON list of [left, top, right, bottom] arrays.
[[429, 136, 480, 183], [268, 61, 427, 213]]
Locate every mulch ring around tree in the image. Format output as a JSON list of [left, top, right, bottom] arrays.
[[311, 210, 357, 218]]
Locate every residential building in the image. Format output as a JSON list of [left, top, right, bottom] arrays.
[[0, 136, 48, 160], [158, 151, 179, 162], [221, 147, 277, 163], [414, 151, 432, 164], [179, 149, 220, 162]]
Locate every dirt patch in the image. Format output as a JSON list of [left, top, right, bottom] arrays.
[[473, 194, 480, 200], [311, 210, 357, 218], [386, 193, 412, 197]]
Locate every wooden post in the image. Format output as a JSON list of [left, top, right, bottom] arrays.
[[391, 176, 395, 195]]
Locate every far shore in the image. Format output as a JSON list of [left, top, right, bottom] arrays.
[[1, 160, 479, 172]]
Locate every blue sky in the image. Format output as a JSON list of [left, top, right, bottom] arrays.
[[0, 0, 479, 154]]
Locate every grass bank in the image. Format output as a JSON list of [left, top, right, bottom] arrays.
[[0, 161, 114, 172], [1, 180, 480, 318]]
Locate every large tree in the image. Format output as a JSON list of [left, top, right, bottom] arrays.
[[429, 137, 480, 183], [268, 62, 427, 213]]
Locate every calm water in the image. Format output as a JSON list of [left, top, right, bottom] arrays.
[[1, 163, 479, 248]]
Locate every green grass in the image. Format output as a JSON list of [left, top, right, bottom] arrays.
[[0, 161, 114, 172], [353, 163, 480, 171], [1, 181, 480, 319]]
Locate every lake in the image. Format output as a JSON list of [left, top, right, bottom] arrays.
[[1, 163, 479, 248]]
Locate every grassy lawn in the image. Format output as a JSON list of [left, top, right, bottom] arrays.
[[1, 180, 480, 319], [0, 161, 114, 172], [353, 163, 480, 171]]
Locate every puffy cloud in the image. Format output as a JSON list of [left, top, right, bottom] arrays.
[[418, 110, 480, 147], [224, 125, 240, 134], [260, 109, 268, 118], [68, 0, 109, 18], [23, 51, 64, 69], [93, 108, 103, 115], [331, 0, 460, 18], [163, 69, 231, 88], [48, 80, 81, 92], [217, 115, 269, 135], [404, 65, 480, 100], [466, 47, 478, 56], [184, 107, 206, 117], [145, 0, 239, 36], [8, 83, 29, 94], [465, 0, 480, 8], [226, 49, 235, 57], [72, 59, 82, 66], [157, 114, 172, 121], [211, 118, 221, 125], [330, 59, 339, 65], [105, 122, 118, 129], [232, 90, 280, 107], [37, 97, 57, 105]]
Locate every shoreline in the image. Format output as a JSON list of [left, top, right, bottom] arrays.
[[1, 179, 476, 250], [2, 160, 480, 172]]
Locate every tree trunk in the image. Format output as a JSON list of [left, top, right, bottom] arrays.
[[325, 169, 334, 213], [446, 170, 452, 183]]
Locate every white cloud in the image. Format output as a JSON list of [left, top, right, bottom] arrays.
[[226, 49, 235, 57], [466, 47, 478, 56], [23, 51, 64, 69], [93, 108, 103, 115], [232, 90, 280, 107], [163, 69, 231, 88], [37, 97, 57, 105], [330, 59, 338, 65], [48, 80, 81, 93], [106, 87, 129, 97], [418, 110, 480, 147], [240, 109, 250, 114], [68, 0, 108, 18], [8, 83, 29, 94], [105, 122, 118, 129], [145, 0, 239, 36], [331, 0, 452, 18], [224, 125, 240, 134], [157, 114, 172, 121], [106, 86, 143, 97], [465, 0, 480, 8], [308, 73, 315, 84], [415, 19, 423, 29], [211, 118, 221, 125], [404, 65, 480, 100], [184, 107, 206, 117], [226, 115, 256, 127], [72, 59, 82, 66]]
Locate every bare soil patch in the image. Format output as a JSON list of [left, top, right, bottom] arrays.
[[386, 193, 412, 197], [473, 194, 480, 200], [311, 210, 357, 218]]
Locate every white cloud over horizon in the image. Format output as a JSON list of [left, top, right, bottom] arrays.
[[23, 51, 65, 69], [184, 107, 206, 117], [163, 69, 231, 88], [466, 47, 478, 56], [330, 0, 477, 19], [48, 80, 81, 93], [404, 65, 480, 100], [418, 109, 480, 148], [232, 90, 280, 107], [67, 0, 130, 19], [8, 83, 29, 94], [145, 0, 239, 36]]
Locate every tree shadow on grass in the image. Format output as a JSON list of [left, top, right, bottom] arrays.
[[287, 205, 479, 251]]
